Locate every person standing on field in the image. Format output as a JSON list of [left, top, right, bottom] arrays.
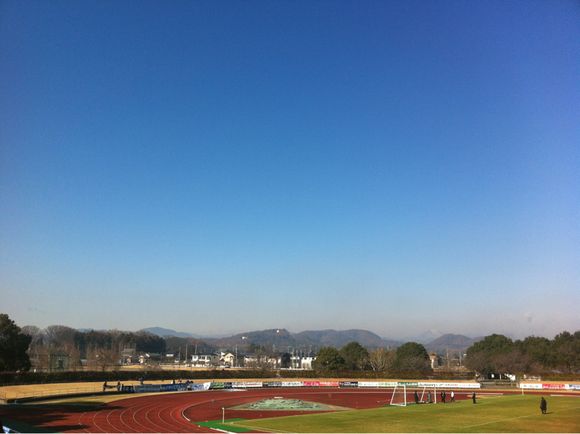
[[540, 397, 547, 414], [472, 392, 477, 404], [450, 390, 455, 402]]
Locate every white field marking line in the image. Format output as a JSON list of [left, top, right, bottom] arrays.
[[233, 421, 294, 434], [181, 407, 191, 422], [463, 404, 580, 429], [551, 394, 580, 397]]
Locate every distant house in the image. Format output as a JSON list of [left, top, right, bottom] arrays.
[[243, 354, 284, 369], [290, 355, 315, 370], [220, 352, 235, 367], [121, 347, 137, 364], [139, 353, 162, 364], [299, 356, 315, 370], [191, 354, 218, 367]]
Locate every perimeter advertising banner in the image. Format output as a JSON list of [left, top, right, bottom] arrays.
[[358, 381, 380, 388], [520, 383, 577, 390], [232, 382, 263, 388], [319, 381, 340, 387], [519, 383, 542, 390], [339, 381, 359, 388], [281, 381, 303, 387], [303, 381, 321, 387], [542, 383, 565, 390], [417, 382, 480, 389], [263, 381, 282, 387]]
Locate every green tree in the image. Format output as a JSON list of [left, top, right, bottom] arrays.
[[552, 331, 580, 373], [465, 334, 514, 375], [394, 342, 430, 373], [313, 347, 345, 371], [340, 341, 370, 370], [517, 336, 553, 373], [0, 313, 32, 372]]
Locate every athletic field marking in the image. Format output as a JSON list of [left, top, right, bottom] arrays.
[[233, 421, 294, 433]]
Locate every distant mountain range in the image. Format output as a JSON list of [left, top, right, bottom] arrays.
[[139, 327, 479, 353], [140, 327, 200, 339]]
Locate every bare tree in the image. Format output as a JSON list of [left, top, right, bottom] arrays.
[[369, 348, 396, 372]]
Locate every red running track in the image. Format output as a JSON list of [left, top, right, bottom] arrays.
[[0, 388, 499, 433]]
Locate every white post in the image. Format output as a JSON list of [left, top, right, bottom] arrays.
[[404, 384, 407, 406], [434, 385, 437, 404], [222, 407, 225, 423]]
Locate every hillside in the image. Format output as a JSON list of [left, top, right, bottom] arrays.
[[140, 327, 199, 339]]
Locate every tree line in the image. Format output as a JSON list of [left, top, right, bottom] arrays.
[[312, 341, 432, 376], [464, 332, 580, 376], [1, 314, 578, 378]]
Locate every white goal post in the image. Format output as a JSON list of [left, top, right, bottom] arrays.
[[390, 384, 438, 406], [389, 383, 407, 406]]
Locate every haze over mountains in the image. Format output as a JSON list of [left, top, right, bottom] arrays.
[[140, 327, 481, 352]]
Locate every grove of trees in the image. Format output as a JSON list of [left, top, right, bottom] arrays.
[[465, 332, 580, 376], [313, 341, 430, 376]]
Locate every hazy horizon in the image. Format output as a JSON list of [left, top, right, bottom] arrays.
[[15, 321, 577, 343], [1, 1, 579, 341]]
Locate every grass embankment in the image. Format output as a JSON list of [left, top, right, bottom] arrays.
[[231, 395, 580, 433]]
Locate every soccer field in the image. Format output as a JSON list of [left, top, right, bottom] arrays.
[[230, 395, 580, 433]]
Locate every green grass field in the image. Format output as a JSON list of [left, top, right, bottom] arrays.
[[230, 395, 580, 433]]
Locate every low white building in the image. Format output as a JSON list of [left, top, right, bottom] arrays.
[[290, 355, 315, 370], [191, 354, 218, 367]]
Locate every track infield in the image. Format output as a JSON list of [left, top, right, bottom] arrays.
[[230, 394, 580, 433]]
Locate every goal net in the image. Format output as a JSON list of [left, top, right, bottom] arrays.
[[389, 384, 407, 406], [390, 384, 437, 406]]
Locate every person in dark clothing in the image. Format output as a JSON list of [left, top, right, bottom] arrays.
[[414, 391, 419, 404], [540, 397, 547, 414], [472, 392, 477, 404], [102, 381, 107, 392], [441, 391, 446, 403]]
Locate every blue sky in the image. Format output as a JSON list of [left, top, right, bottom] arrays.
[[1, 0, 579, 339]]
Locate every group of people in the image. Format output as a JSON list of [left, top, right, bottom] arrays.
[[412, 390, 460, 404]]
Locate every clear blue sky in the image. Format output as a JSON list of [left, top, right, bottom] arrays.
[[1, 0, 578, 340]]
